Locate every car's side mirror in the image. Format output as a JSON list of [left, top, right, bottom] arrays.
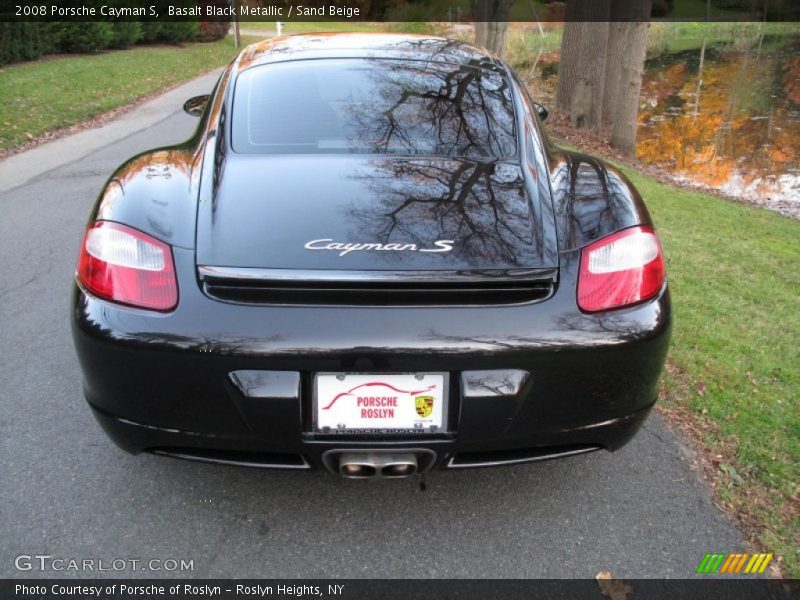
[[534, 102, 549, 121], [183, 95, 210, 117]]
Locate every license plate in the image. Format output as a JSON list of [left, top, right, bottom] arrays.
[[314, 373, 447, 434]]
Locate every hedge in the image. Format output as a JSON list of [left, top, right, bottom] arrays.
[[0, 23, 55, 65], [138, 22, 199, 44], [0, 21, 216, 67]]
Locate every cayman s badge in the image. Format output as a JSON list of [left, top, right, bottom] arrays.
[[304, 239, 454, 257]]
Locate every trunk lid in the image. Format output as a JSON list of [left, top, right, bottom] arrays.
[[196, 155, 556, 272]]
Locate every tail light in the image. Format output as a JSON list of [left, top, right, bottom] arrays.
[[577, 226, 665, 313], [77, 221, 178, 311]]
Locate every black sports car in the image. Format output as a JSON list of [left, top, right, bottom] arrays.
[[72, 33, 670, 478]]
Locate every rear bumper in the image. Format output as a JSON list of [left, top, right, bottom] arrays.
[[88, 401, 653, 471], [72, 247, 671, 472]]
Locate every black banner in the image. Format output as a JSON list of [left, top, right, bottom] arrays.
[[3, 579, 800, 600], [1, 0, 799, 23]]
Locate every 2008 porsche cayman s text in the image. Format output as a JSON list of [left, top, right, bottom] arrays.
[[71, 34, 671, 478]]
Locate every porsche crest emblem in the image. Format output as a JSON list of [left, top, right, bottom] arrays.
[[415, 395, 434, 418]]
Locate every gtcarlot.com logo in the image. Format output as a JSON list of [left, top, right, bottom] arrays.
[[14, 554, 194, 572]]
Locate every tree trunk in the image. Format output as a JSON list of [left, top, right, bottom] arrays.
[[473, 21, 488, 48], [232, 0, 240, 48], [555, 1, 584, 113], [604, 0, 652, 127], [575, 18, 610, 129], [556, 1, 612, 127], [610, 20, 651, 153], [471, 0, 512, 57], [602, 23, 626, 125], [486, 21, 509, 58], [693, 33, 707, 120], [557, 0, 652, 146], [471, 0, 488, 47]]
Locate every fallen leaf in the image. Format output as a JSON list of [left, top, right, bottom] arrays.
[[595, 571, 634, 600], [596, 571, 612, 580]]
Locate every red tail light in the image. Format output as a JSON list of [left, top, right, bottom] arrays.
[[77, 221, 178, 311], [577, 226, 665, 313]]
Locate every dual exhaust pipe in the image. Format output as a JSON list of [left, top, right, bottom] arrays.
[[337, 452, 418, 479]]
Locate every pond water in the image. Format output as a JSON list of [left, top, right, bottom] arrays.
[[528, 33, 800, 217], [637, 37, 800, 215]]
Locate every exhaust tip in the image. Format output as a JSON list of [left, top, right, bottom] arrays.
[[326, 449, 433, 478], [381, 463, 417, 478], [338, 452, 379, 478], [339, 463, 377, 478]]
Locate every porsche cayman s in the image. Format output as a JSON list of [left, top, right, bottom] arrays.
[[72, 34, 671, 478]]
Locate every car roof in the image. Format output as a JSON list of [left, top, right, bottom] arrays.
[[233, 33, 504, 73]]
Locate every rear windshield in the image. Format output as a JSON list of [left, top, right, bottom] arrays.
[[231, 59, 516, 158]]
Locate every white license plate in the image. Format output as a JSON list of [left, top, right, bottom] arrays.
[[314, 373, 447, 434]]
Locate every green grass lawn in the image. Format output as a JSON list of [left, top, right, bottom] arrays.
[[0, 36, 257, 152], [648, 21, 800, 55], [619, 169, 799, 577]]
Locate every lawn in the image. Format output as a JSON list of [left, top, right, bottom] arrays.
[[648, 21, 800, 56], [0, 35, 256, 152], [618, 168, 799, 577]]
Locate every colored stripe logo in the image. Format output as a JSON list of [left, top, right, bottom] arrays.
[[696, 553, 773, 574]]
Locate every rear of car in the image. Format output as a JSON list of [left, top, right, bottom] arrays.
[[72, 36, 670, 476]]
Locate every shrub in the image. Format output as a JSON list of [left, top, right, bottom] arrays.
[[0, 23, 20, 65], [197, 21, 230, 42], [0, 23, 52, 66], [109, 22, 142, 48], [156, 22, 199, 43], [138, 22, 198, 44], [137, 22, 165, 44], [54, 23, 114, 53], [195, 0, 232, 40], [385, 4, 449, 36]]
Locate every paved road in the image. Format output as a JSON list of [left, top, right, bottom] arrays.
[[0, 72, 743, 579]]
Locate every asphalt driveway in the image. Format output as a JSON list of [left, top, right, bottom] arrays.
[[0, 71, 743, 579]]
